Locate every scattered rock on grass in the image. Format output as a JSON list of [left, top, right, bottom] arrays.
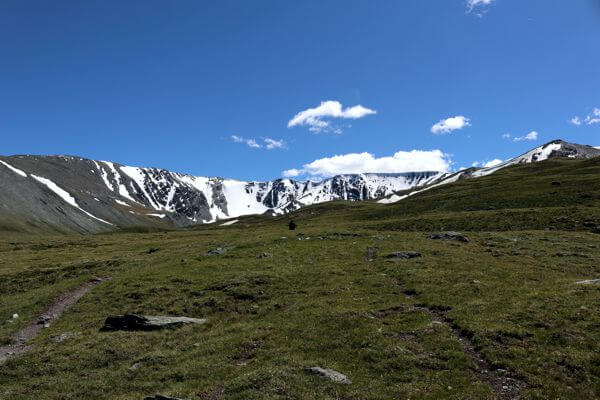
[[146, 248, 160, 254], [575, 279, 600, 285], [305, 367, 351, 384], [385, 251, 422, 260], [365, 247, 378, 262], [429, 232, 469, 243], [12, 314, 18, 319], [128, 362, 141, 371], [205, 248, 227, 256], [257, 252, 273, 259], [52, 332, 77, 343], [100, 314, 207, 331]]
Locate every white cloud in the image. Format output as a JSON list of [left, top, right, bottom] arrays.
[[246, 139, 261, 148], [467, 0, 494, 13], [569, 116, 582, 126], [232, 135, 262, 148], [484, 159, 503, 168], [502, 133, 511, 139], [232, 135, 286, 150], [283, 149, 452, 178], [585, 108, 600, 125], [570, 108, 600, 126], [513, 131, 538, 142], [282, 168, 301, 178], [264, 138, 285, 150], [288, 100, 376, 133], [431, 116, 471, 135]]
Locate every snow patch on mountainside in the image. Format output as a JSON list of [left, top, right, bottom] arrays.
[[0, 160, 28, 177], [378, 171, 462, 204], [147, 213, 166, 218], [31, 174, 113, 225]]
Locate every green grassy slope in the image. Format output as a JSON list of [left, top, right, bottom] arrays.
[[0, 158, 599, 399]]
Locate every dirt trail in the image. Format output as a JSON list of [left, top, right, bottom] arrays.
[[397, 281, 528, 400], [0, 276, 110, 364]]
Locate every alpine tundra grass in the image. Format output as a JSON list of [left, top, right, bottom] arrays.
[[1, 158, 600, 399]]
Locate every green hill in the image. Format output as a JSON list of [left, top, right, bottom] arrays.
[[1, 158, 599, 399]]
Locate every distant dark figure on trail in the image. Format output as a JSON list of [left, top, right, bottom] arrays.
[[288, 220, 296, 230]]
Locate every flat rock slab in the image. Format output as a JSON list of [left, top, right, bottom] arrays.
[[305, 367, 351, 384], [205, 248, 227, 256], [385, 251, 422, 260], [429, 231, 469, 243], [101, 314, 207, 331], [576, 279, 600, 285]]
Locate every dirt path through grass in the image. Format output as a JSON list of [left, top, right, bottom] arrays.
[[0, 276, 110, 364], [397, 280, 528, 400]]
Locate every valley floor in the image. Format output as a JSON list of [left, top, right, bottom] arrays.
[[1, 223, 599, 399]]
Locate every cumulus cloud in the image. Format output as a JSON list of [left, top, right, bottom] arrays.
[[282, 168, 301, 178], [282, 149, 451, 178], [232, 135, 286, 150], [288, 100, 376, 133], [513, 131, 538, 142], [502, 133, 512, 139], [431, 116, 471, 135]]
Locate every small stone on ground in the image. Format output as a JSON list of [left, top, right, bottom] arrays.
[[575, 279, 600, 285], [305, 366, 351, 384]]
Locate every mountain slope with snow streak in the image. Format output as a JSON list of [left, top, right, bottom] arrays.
[[379, 140, 600, 204]]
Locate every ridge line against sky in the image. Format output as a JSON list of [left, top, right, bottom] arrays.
[[1, 0, 599, 181]]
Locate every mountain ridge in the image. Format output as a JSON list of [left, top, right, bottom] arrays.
[[1, 139, 599, 233]]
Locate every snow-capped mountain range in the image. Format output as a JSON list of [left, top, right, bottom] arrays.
[[1, 139, 598, 233], [0, 154, 440, 233]]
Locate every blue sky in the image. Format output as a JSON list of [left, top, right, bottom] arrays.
[[1, 0, 599, 181]]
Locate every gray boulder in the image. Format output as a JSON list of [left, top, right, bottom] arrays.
[[429, 231, 469, 243], [101, 314, 207, 331], [305, 367, 351, 384], [205, 248, 227, 256]]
